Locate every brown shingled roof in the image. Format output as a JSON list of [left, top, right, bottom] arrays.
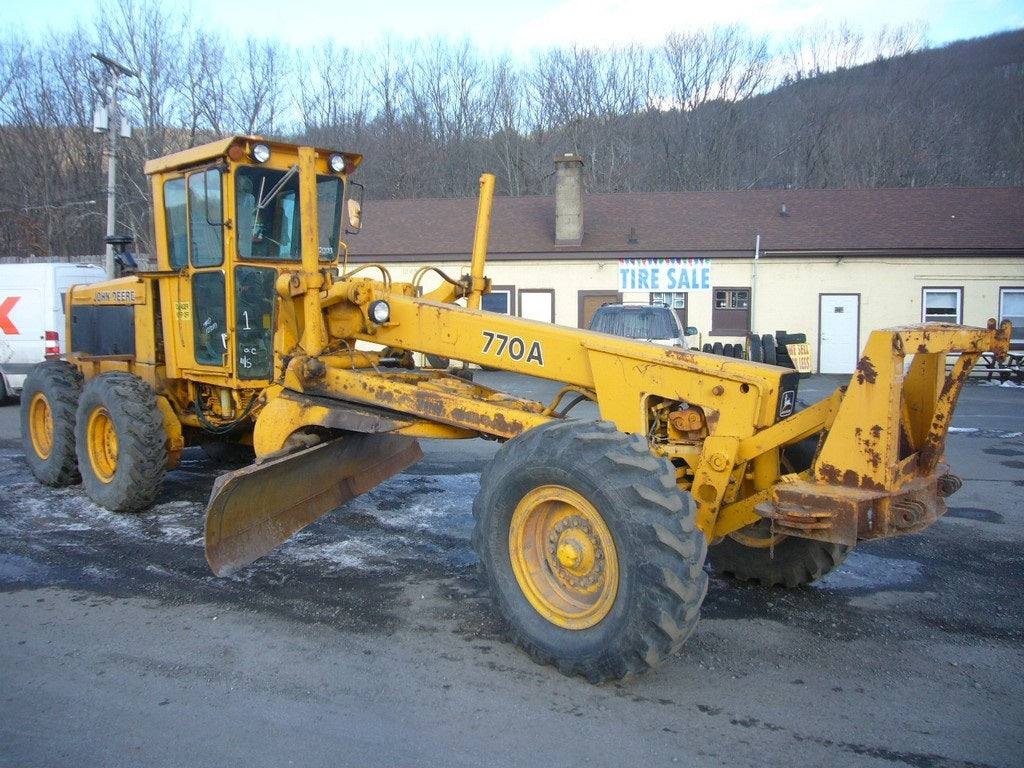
[[353, 186, 1024, 260]]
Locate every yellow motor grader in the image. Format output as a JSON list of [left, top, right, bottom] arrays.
[[20, 136, 1012, 682]]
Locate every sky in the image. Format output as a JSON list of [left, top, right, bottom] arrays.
[[3, 0, 1022, 56]]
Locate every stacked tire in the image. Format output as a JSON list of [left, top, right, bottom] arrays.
[[747, 333, 763, 362], [773, 331, 810, 376], [759, 334, 776, 365], [700, 332, 806, 368], [704, 341, 749, 359]]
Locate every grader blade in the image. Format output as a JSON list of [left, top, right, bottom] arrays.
[[204, 434, 423, 576]]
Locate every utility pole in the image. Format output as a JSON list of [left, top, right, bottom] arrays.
[[92, 53, 138, 278]]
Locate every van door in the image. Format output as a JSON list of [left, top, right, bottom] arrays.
[[0, 284, 44, 391]]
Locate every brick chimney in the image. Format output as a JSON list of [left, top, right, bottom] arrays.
[[554, 154, 584, 246]]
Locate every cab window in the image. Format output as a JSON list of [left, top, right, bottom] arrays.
[[189, 168, 224, 267], [234, 265, 276, 379], [236, 167, 299, 260], [164, 177, 188, 269], [236, 167, 343, 261], [192, 271, 227, 365]]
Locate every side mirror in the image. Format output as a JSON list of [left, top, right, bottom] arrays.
[[684, 326, 699, 336]]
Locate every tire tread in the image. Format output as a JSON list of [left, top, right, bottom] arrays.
[[75, 373, 167, 512], [20, 361, 83, 486]]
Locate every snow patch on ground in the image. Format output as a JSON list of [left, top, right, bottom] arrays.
[[978, 379, 1022, 388], [815, 550, 923, 592]]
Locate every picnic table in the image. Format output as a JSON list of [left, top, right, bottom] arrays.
[[972, 350, 1024, 384]]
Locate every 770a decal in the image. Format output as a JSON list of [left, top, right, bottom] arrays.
[[481, 330, 544, 366]]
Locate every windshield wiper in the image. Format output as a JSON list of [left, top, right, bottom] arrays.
[[251, 165, 298, 241]]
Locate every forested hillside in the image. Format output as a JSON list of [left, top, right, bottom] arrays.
[[1, 0, 1021, 258]]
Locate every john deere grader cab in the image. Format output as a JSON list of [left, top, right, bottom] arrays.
[[21, 137, 1011, 682]]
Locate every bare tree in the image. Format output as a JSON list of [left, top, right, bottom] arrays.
[[655, 26, 775, 189], [2, 11, 1022, 258], [410, 38, 490, 196], [0, 27, 105, 257], [95, 0, 187, 153], [227, 37, 291, 136], [181, 30, 229, 139], [92, 0, 192, 254], [485, 55, 531, 195], [872, 23, 927, 62], [294, 40, 371, 149], [782, 22, 865, 81]]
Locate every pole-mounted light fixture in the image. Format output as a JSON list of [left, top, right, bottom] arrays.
[[91, 53, 139, 278]]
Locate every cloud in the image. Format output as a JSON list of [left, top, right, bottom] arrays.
[[511, 0, 937, 51]]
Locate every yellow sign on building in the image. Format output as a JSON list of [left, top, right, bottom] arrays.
[[787, 342, 812, 373]]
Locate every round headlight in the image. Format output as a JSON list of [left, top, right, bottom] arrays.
[[369, 300, 390, 324], [328, 153, 346, 173], [251, 143, 271, 163]]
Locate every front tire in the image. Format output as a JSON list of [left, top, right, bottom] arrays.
[[75, 373, 167, 512], [21, 361, 83, 486], [472, 420, 707, 682]]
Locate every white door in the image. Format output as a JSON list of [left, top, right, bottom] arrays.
[[819, 294, 859, 374]]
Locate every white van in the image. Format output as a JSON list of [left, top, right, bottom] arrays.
[[0, 262, 107, 401]]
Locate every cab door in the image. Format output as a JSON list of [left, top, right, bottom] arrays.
[[163, 167, 230, 372]]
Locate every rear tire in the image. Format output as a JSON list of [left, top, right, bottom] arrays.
[[21, 361, 83, 486], [707, 439, 851, 586], [472, 420, 707, 682], [75, 373, 167, 512], [709, 526, 850, 587]]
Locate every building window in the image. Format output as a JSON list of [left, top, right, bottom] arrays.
[[712, 287, 750, 335], [518, 289, 555, 323], [1000, 287, 1024, 350], [651, 292, 686, 310], [482, 285, 515, 315], [922, 287, 962, 324], [715, 288, 749, 310]]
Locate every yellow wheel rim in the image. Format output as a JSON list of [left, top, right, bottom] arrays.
[[86, 406, 118, 483], [28, 393, 54, 460], [729, 519, 786, 549], [509, 485, 618, 630]]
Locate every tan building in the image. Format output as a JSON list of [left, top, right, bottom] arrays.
[[349, 158, 1024, 373]]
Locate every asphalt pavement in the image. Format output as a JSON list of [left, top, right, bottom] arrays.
[[1, 372, 1022, 768]]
